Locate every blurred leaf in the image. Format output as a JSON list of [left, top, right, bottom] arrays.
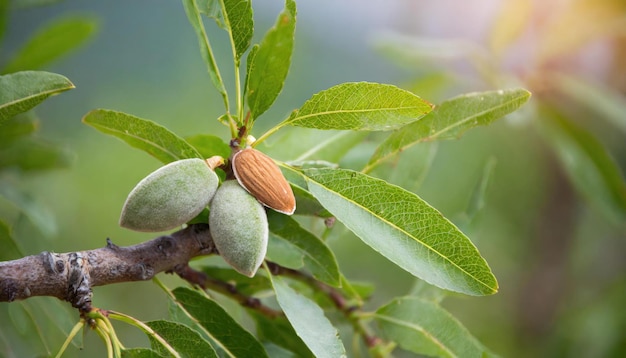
[[172, 287, 269, 357], [12, 0, 64, 7], [369, 141, 438, 193], [2, 16, 98, 74], [200, 266, 272, 296], [408, 279, 448, 303], [121, 348, 163, 358], [182, 0, 228, 108], [147, 320, 217, 357], [292, 131, 368, 163], [465, 157, 497, 222], [291, 185, 331, 217], [0, 113, 37, 149], [0, 71, 74, 125], [489, 0, 532, 55], [196, 0, 222, 24], [374, 297, 496, 357], [365, 88, 530, 172], [246, 0, 296, 120], [270, 276, 346, 357], [185, 134, 231, 159], [0, 137, 72, 171], [82, 109, 202, 164], [0, 220, 22, 260], [373, 32, 484, 63], [283, 82, 432, 131], [221, 0, 253, 62], [0, 0, 7, 44], [554, 74, 626, 134], [537, 0, 626, 63], [267, 211, 340, 286], [303, 168, 498, 296], [249, 311, 311, 357], [539, 107, 626, 223], [263, 343, 300, 358], [0, 183, 57, 237]]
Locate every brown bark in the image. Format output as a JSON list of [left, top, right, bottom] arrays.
[[0, 224, 216, 312]]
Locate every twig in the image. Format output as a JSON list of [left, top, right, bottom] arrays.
[[0, 224, 216, 312]]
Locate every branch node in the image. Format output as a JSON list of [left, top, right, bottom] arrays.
[[67, 252, 92, 312], [106, 238, 120, 251]]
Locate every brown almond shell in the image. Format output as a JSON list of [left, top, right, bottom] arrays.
[[232, 148, 296, 215]]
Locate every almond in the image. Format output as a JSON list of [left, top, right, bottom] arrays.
[[232, 148, 296, 215]]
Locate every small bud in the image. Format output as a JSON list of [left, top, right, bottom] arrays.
[[120, 158, 220, 232], [232, 148, 296, 215], [209, 180, 268, 277]]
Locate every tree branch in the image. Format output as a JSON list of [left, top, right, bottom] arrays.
[[0, 224, 217, 312]]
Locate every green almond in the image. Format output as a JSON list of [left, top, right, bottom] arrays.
[[209, 180, 269, 277], [120, 158, 219, 232]]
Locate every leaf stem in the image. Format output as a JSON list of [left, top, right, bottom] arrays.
[[252, 121, 288, 147], [54, 319, 85, 358], [108, 310, 182, 358]]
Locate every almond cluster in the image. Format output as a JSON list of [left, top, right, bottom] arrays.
[[118, 148, 295, 277]]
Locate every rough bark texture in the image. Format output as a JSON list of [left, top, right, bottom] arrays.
[[0, 224, 216, 312]]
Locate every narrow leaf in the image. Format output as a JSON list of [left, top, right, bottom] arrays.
[[249, 311, 312, 358], [82, 109, 202, 164], [554, 74, 626, 134], [182, 0, 229, 108], [284, 82, 432, 131], [270, 276, 346, 358], [222, 0, 254, 62], [2, 16, 98, 73], [267, 211, 340, 286], [375, 297, 496, 357], [0, 113, 37, 149], [246, 0, 296, 119], [304, 168, 498, 296], [365, 88, 530, 171], [0, 137, 73, 171], [0, 183, 57, 238], [147, 320, 217, 358], [172, 287, 269, 358], [185, 134, 231, 159], [0, 220, 22, 261], [0, 71, 74, 125], [539, 107, 626, 223]]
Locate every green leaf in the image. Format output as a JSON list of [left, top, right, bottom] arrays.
[[147, 320, 217, 358], [182, 0, 229, 109], [284, 82, 432, 131], [185, 134, 231, 159], [554, 74, 626, 134], [365, 88, 531, 172], [0, 220, 22, 261], [200, 266, 272, 296], [222, 0, 254, 62], [172, 287, 269, 358], [0, 182, 57, 238], [0, 71, 74, 125], [539, 107, 626, 223], [267, 211, 340, 286], [249, 311, 311, 358], [464, 157, 497, 223], [121, 348, 163, 358], [0, 137, 73, 171], [2, 16, 98, 73], [291, 185, 331, 217], [374, 297, 496, 357], [0, 0, 8, 44], [246, 0, 296, 119], [0, 113, 37, 149], [82, 109, 202, 164], [303, 168, 498, 296], [270, 276, 346, 358]]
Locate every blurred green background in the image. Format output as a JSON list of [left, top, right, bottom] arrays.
[[1, 0, 625, 357]]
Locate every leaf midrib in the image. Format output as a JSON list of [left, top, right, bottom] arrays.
[[374, 313, 456, 358], [307, 175, 496, 294], [289, 105, 429, 124]]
